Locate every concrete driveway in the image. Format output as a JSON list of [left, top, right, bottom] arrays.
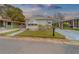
[[0, 37, 79, 54], [55, 28, 79, 40]]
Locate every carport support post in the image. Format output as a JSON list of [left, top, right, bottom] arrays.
[[77, 19, 79, 28], [61, 22, 64, 29], [72, 19, 75, 28], [58, 22, 61, 28], [3, 21, 6, 28], [11, 22, 13, 28]]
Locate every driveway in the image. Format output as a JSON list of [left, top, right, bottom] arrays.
[[0, 37, 79, 54], [55, 28, 79, 40]]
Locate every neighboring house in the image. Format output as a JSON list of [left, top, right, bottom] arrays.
[[25, 15, 53, 31], [63, 16, 79, 28], [0, 16, 25, 29]]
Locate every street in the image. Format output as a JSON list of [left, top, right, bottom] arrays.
[[0, 37, 79, 54]]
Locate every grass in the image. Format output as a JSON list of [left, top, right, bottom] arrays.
[[63, 22, 79, 31], [0, 30, 19, 36], [73, 28, 79, 31], [64, 26, 79, 31], [17, 29, 65, 39]]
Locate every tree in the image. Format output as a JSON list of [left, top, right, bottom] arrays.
[[54, 12, 64, 29], [0, 4, 25, 22], [52, 12, 64, 36]]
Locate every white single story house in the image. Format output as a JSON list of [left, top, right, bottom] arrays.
[[25, 16, 53, 31]]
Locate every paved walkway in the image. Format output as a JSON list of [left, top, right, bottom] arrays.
[[0, 28, 19, 33], [7, 29, 25, 36], [55, 28, 79, 40]]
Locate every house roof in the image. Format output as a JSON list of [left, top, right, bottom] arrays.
[[64, 16, 78, 21], [28, 15, 53, 20], [26, 14, 79, 22]]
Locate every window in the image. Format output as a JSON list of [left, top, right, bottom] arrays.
[[48, 22, 51, 24], [28, 24, 37, 26], [8, 22, 11, 25], [0, 21, 3, 27]]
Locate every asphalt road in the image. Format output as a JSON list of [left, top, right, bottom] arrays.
[[0, 38, 79, 54]]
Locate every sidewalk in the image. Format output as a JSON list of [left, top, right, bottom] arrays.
[[7, 29, 25, 36], [0, 28, 19, 33]]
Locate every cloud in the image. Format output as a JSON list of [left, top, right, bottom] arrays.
[[46, 4, 62, 9], [61, 12, 79, 17], [22, 7, 44, 18], [12, 4, 62, 18], [62, 12, 78, 14]]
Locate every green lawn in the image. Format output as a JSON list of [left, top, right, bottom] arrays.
[[73, 28, 79, 31], [17, 29, 65, 39], [64, 26, 79, 31], [63, 22, 79, 31]]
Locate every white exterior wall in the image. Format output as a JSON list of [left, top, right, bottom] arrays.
[[25, 19, 52, 31], [37, 20, 48, 25], [26, 25, 38, 31], [36, 20, 52, 25]]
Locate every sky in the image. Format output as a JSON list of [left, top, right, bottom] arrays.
[[12, 4, 79, 17]]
